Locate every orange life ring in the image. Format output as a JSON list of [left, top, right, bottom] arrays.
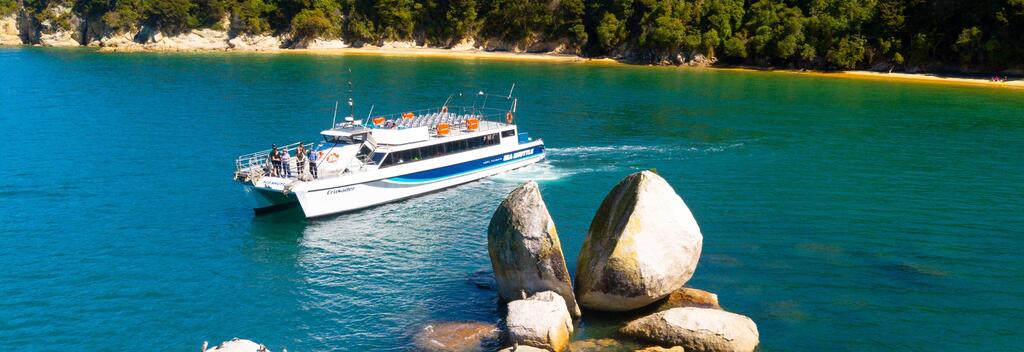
[[441, 106, 448, 113], [506, 112, 514, 124], [326, 153, 339, 163]]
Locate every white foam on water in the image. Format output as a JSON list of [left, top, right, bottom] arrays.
[[490, 161, 575, 183]]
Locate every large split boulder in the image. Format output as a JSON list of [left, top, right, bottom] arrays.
[[620, 307, 759, 352], [413, 321, 500, 352], [505, 291, 574, 352], [488, 181, 581, 317], [575, 170, 703, 311]]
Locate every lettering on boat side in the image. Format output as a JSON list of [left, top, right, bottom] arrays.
[[327, 187, 354, 195], [502, 148, 535, 161]]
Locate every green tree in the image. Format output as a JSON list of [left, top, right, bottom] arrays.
[[231, 0, 276, 34], [648, 15, 684, 52], [144, 0, 195, 34], [953, 26, 983, 65], [291, 7, 335, 41], [0, 0, 16, 16], [375, 0, 418, 40], [826, 35, 866, 68], [723, 33, 747, 58], [594, 12, 625, 52], [102, 0, 144, 32]]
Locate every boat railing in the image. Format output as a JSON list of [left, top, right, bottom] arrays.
[[234, 141, 316, 181]]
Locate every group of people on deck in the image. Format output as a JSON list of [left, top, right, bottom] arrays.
[[268, 144, 318, 179]]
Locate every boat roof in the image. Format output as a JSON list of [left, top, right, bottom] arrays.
[[321, 125, 370, 137]]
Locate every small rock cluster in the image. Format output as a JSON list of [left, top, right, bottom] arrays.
[[482, 170, 759, 352]]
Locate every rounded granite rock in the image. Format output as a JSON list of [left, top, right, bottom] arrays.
[[575, 171, 703, 312], [620, 307, 759, 352], [488, 181, 581, 317]]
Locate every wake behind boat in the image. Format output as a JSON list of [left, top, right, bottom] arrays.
[[232, 92, 545, 218]]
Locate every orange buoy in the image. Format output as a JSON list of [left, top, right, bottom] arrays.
[[402, 112, 414, 119], [437, 122, 450, 136], [441, 106, 448, 113], [505, 112, 514, 124], [467, 117, 479, 131], [373, 117, 386, 125]]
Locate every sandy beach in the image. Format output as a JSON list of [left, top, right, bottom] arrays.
[[282, 47, 1024, 90], [75, 44, 1024, 90]]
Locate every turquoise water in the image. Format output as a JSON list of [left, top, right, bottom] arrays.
[[1, 47, 1023, 351]]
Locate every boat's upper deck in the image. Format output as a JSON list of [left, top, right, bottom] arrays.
[[233, 104, 525, 182]]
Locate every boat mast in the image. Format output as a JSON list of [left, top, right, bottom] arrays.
[[346, 68, 355, 120]]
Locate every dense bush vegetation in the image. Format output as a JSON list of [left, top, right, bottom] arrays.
[[11, 0, 1024, 71]]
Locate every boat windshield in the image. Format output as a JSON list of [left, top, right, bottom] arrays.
[[324, 132, 368, 144], [370, 152, 388, 165]]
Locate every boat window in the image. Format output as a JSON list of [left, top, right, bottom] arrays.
[[357, 145, 373, 160], [501, 129, 515, 138], [378, 132, 504, 169], [371, 152, 388, 165]]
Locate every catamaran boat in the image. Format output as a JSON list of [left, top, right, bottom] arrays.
[[232, 92, 545, 218]]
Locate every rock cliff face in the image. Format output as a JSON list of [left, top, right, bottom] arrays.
[[229, 34, 282, 51], [575, 170, 703, 312], [0, 14, 19, 45], [487, 181, 582, 318], [34, 4, 80, 46]]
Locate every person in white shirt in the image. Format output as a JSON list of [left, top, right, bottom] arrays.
[[281, 148, 291, 178]]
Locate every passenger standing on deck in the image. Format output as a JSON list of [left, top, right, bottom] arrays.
[[270, 145, 281, 177], [296, 144, 308, 177], [308, 147, 318, 179], [281, 147, 292, 178]]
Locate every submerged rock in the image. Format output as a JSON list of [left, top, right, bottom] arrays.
[[636, 347, 685, 352], [568, 338, 641, 352], [487, 181, 581, 317], [575, 170, 703, 312], [620, 307, 758, 352], [467, 269, 498, 291], [652, 287, 721, 311], [203, 338, 269, 352], [497, 346, 547, 352], [413, 321, 499, 352], [505, 291, 573, 352]]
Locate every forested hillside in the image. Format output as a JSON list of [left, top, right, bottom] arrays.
[[3, 0, 1022, 71]]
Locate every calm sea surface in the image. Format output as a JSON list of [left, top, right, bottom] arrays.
[[1, 47, 1022, 351]]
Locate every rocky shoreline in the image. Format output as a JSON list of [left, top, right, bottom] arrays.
[[199, 170, 759, 351]]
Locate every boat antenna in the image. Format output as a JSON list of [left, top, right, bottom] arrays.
[[507, 83, 515, 99], [442, 94, 455, 111], [331, 100, 340, 127], [365, 104, 375, 125]]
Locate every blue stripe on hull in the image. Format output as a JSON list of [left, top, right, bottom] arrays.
[[387, 145, 545, 184]]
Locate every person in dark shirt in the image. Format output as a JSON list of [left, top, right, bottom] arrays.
[[270, 145, 282, 177]]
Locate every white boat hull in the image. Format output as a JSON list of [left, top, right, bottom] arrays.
[[243, 140, 545, 218]]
